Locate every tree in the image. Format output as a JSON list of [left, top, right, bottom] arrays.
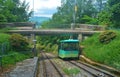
[[95, 0, 108, 12], [0, 0, 32, 23], [110, 3, 120, 28], [107, 0, 120, 28], [14, 0, 33, 22], [48, 0, 98, 28], [97, 11, 111, 26], [108, 0, 120, 7]]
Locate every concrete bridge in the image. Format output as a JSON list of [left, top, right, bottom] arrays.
[[7, 29, 102, 35], [7, 29, 103, 41], [1, 22, 104, 40]]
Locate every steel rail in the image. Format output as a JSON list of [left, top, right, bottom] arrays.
[[41, 52, 64, 77], [78, 61, 115, 77], [69, 61, 115, 77]]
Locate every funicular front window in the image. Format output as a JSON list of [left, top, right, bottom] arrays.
[[61, 42, 79, 51]]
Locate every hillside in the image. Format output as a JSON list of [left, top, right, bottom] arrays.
[[81, 30, 120, 70], [29, 16, 50, 27]]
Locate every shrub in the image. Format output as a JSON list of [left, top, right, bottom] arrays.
[[99, 31, 116, 44], [9, 34, 29, 51], [2, 51, 31, 67], [0, 33, 10, 43]]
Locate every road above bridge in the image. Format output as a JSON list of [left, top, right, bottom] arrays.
[[7, 29, 103, 36]]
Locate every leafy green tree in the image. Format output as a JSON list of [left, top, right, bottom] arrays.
[[108, 0, 120, 7], [97, 0, 120, 28], [97, 11, 111, 26], [42, 0, 99, 28], [0, 14, 7, 22], [107, 0, 120, 28], [81, 15, 98, 25], [14, 0, 33, 22], [0, 0, 32, 23], [110, 3, 120, 28], [95, 0, 108, 12]]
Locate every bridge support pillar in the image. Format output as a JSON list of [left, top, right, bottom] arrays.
[[78, 34, 89, 41], [31, 23, 37, 56], [78, 34, 84, 41]]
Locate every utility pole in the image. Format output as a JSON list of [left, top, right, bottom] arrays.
[[33, 0, 34, 16], [32, 0, 37, 56], [70, 0, 77, 39]]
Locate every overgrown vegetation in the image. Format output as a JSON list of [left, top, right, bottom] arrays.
[[36, 36, 69, 54], [9, 34, 29, 51], [81, 30, 120, 70], [0, 33, 32, 67], [63, 68, 80, 75], [2, 51, 31, 67]]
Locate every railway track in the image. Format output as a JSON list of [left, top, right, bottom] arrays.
[[68, 60, 116, 77], [37, 52, 68, 77], [37, 52, 117, 77]]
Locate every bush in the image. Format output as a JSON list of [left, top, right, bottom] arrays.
[[9, 34, 29, 51], [99, 31, 116, 44], [81, 15, 98, 25], [2, 51, 31, 67], [0, 33, 10, 43]]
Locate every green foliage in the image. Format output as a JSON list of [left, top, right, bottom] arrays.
[[97, 11, 111, 26], [96, 0, 120, 28], [42, 0, 107, 28], [110, 3, 120, 28], [0, 14, 7, 22], [2, 51, 31, 67], [81, 30, 120, 70], [63, 68, 80, 75], [0, 0, 32, 23], [0, 33, 10, 43], [99, 31, 116, 44], [81, 15, 98, 25], [108, 0, 120, 7], [37, 36, 69, 53], [9, 34, 29, 51]]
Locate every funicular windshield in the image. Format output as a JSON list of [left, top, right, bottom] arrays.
[[61, 42, 79, 51]]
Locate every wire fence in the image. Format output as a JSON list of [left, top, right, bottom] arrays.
[[0, 42, 16, 72], [0, 42, 34, 73]]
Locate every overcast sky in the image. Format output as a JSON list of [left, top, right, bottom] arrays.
[[21, 0, 61, 17]]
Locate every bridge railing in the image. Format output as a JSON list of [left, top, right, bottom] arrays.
[[0, 22, 35, 29], [76, 24, 105, 31]]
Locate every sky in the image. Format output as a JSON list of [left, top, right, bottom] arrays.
[[21, 0, 61, 17]]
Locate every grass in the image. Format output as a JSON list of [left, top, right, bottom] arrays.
[[63, 67, 80, 75], [81, 30, 120, 70], [1, 51, 32, 67]]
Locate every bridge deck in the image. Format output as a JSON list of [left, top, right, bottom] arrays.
[[7, 29, 103, 35]]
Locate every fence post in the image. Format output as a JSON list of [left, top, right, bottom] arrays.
[[0, 56, 3, 72], [1, 43, 4, 55]]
